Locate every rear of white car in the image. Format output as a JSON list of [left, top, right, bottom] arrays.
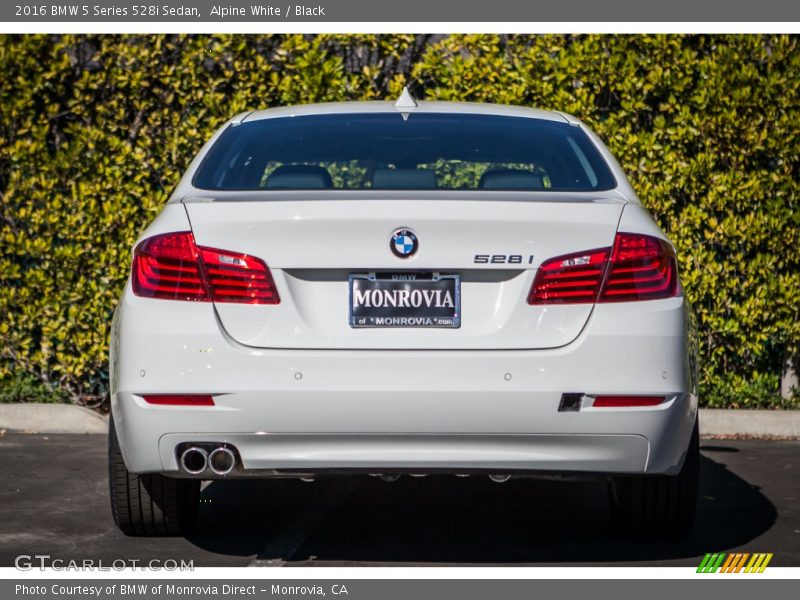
[[109, 99, 699, 538]]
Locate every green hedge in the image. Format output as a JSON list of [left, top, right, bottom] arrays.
[[1, 34, 798, 408]]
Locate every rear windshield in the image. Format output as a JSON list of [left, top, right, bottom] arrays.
[[193, 113, 616, 192]]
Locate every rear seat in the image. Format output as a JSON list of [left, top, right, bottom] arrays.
[[265, 164, 333, 189], [372, 168, 437, 189], [479, 169, 544, 190]]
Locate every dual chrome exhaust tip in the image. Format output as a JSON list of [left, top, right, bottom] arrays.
[[179, 445, 237, 476]]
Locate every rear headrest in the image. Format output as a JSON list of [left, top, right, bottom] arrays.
[[265, 164, 333, 189], [372, 168, 437, 190], [479, 169, 544, 190]]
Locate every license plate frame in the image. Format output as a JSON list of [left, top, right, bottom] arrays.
[[348, 272, 461, 329]]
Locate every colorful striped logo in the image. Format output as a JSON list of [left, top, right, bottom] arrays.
[[697, 553, 773, 573]]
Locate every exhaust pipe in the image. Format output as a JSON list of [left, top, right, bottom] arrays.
[[180, 447, 208, 475], [208, 447, 236, 476], [489, 474, 511, 483]]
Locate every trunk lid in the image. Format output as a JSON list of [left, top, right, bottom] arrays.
[[183, 195, 624, 350]]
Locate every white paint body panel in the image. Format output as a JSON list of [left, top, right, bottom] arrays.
[[185, 198, 625, 349], [111, 101, 697, 477]]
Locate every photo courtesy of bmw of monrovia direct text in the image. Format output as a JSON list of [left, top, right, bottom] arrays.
[[0, 1, 799, 599]]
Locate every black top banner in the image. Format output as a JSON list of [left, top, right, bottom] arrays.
[[4, 0, 800, 22]]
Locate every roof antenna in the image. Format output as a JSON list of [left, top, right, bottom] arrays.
[[394, 85, 418, 120]]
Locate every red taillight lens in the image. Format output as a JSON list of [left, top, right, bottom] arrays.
[[528, 248, 610, 304], [599, 233, 678, 302], [528, 233, 678, 305], [199, 247, 280, 304], [132, 232, 280, 304], [142, 394, 215, 406], [593, 395, 666, 407], [132, 232, 207, 301]]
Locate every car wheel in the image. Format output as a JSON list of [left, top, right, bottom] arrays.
[[108, 415, 200, 536], [608, 418, 699, 538]]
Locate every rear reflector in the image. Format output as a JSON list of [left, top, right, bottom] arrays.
[[142, 394, 215, 406], [592, 395, 665, 407], [132, 232, 280, 304], [528, 232, 678, 305]]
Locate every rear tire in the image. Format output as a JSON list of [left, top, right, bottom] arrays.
[[608, 418, 699, 538], [108, 416, 200, 536]]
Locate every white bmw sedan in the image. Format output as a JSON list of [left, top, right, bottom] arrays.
[[109, 92, 699, 538]]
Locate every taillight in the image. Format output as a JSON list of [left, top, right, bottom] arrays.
[[599, 233, 678, 302], [132, 232, 280, 304], [528, 248, 610, 304], [528, 233, 678, 305], [132, 232, 207, 301], [199, 247, 280, 304]]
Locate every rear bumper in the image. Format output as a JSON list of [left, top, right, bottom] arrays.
[[110, 291, 697, 476], [159, 433, 650, 474]]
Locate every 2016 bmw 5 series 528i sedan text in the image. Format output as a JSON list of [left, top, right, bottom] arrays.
[[108, 89, 699, 538]]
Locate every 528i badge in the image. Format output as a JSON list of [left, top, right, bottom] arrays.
[[474, 254, 535, 264]]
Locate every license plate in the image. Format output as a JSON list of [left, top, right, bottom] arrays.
[[349, 273, 461, 328]]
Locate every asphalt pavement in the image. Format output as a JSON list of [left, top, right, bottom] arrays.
[[0, 433, 797, 567]]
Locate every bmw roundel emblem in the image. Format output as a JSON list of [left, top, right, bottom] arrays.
[[390, 228, 418, 258]]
